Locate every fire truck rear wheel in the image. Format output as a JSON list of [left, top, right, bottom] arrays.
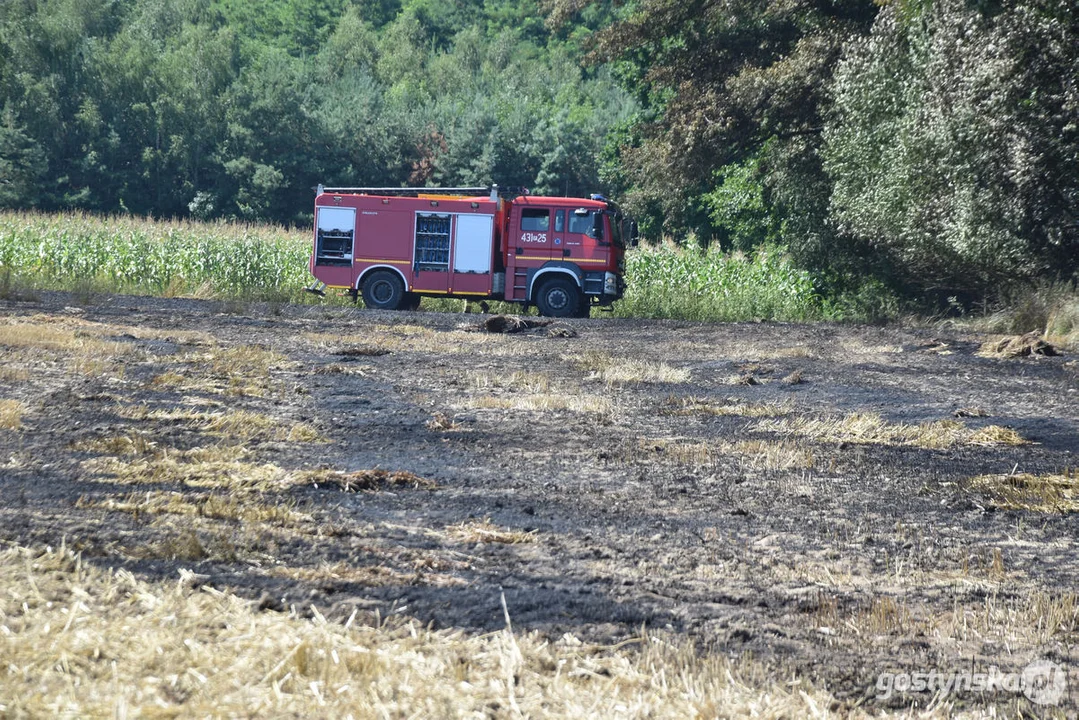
[[361, 270, 406, 310], [535, 276, 581, 318]]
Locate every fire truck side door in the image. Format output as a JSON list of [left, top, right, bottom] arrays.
[[566, 208, 604, 267], [451, 213, 495, 295], [411, 212, 452, 294], [516, 207, 554, 261]]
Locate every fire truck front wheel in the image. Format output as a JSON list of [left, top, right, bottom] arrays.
[[361, 271, 407, 310], [535, 276, 582, 318]]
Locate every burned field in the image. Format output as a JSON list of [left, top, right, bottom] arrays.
[[1, 292, 1077, 716]]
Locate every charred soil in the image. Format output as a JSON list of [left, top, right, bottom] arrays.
[[2, 292, 1078, 715]]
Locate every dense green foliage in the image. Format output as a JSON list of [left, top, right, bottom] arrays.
[[822, 1, 1079, 296], [0, 0, 632, 226], [562, 0, 1078, 300], [1, 0, 1076, 309]]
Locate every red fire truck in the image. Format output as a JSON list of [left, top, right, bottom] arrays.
[[307, 185, 626, 317]]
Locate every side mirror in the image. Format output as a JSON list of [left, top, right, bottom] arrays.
[[592, 212, 604, 240]]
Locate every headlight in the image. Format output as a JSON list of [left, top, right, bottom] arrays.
[[604, 272, 619, 295]]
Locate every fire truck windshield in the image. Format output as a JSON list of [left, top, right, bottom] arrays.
[[570, 209, 623, 247], [568, 210, 596, 235]]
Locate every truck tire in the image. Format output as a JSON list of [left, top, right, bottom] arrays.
[[535, 276, 581, 318], [361, 270, 406, 310]]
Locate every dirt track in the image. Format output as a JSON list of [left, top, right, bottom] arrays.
[[2, 292, 1077, 714]]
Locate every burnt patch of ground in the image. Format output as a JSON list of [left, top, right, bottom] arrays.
[[1, 292, 1077, 715]]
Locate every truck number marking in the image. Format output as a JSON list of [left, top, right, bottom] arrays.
[[521, 232, 547, 244]]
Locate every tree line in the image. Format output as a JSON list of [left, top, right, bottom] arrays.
[[0, 0, 631, 223], [1, 0, 1076, 304]]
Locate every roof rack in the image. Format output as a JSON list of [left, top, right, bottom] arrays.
[[315, 184, 530, 200], [316, 185, 488, 196]]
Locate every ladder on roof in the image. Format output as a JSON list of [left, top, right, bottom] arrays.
[[315, 184, 529, 199]]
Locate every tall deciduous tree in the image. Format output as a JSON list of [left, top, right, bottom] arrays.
[[823, 0, 1079, 295], [552, 0, 877, 244]]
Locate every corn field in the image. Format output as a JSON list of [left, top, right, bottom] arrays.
[[0, 211, 311, 299], [0, 211, 824, 320], [613, 243, 823, 321]]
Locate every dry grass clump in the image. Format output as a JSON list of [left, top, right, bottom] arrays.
[[446, 518, 536, 545], [196, 410, 325, 443], [634, 438, 716, 465], [269, 555, 469, 589], [602, 360, 690, 384], [815, 595, 913, 637], [725, 439, 816, 471], [966, 425, 1026, 446], [160, 343, 296, 397], [1014, 591, 1079, 642], [209, 344, 290, 375], [76, 490, 300, 525], [313, 362, 372, 376], [83, 453, 288, 492], [926, 588, 1079, 648], [72, 431, 157, 456], [122, 404, 325, 442], [425, 412, 462, 431], [284, 422, 326, 443], [470, 369, 551, 393], [201, 409, 270, 437], [117, 405, 207, 423], [150, 367, 266, 397], [573, 350, 689, 385], [468, 393, 614, 415], [969, 470, 1079, 513], [781, 369, 804, 385], [0, 398, 27, 430], [0, 316, 134, 356], [150, 370, 186, 387], [334, 345, 392, 357], [757, 412, 1029, 449], [967, 284, 1079, 352], [839, 341, 905, 356], [977, 332, 1061, 358], [0, 543, 845, 719], [0, 318, 134, 377], [294, 468, 437, 492], [8, 311, 210, 344], [663, 395, 793, 418]]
